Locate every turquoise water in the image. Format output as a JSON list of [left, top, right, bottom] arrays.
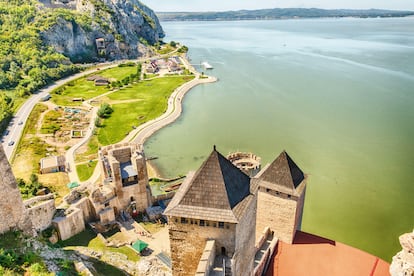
[[145, 18, 414, 261]]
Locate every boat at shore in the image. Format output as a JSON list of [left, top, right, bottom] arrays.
[[201, 61, 213, 69]]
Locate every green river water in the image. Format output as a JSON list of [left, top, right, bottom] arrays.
[[145, 18, 414, 261]]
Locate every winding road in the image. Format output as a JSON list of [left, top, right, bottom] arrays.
[[1, 62, 119, 161]]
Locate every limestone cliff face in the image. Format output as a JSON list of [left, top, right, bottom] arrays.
[[40, 0, 165, 61], [0, 146, 33, 235]]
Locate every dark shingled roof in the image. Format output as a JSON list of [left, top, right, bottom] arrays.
[[258, 151, 305, 195], [164, 147, 253, 223]]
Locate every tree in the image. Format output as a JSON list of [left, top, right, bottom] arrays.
[[97, 103, 113, 118]]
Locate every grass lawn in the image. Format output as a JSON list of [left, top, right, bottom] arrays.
[[76, 160, 98, 181], [13, 137, 51, 178], [38, 172, 70, 205], [97, 75, 194, 145], [75, 134, 99, 163], [40, 109, 62, 134], [61, 228, 140, 263], [52, 65, 138, 106], [26, 103, 48, 134], [139, 222, 165, 234]]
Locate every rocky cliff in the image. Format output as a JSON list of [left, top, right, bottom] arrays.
[[39, 0, 165, 62], [0, 146, 33, 235]]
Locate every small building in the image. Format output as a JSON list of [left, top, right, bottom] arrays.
[[94, 77, 109, 86], [167, 59, 180, 72], [40, 155, 66, 174]]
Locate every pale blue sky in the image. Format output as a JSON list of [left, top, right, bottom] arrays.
[[142, 0, 414, 12]]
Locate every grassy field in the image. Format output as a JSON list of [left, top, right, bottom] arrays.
[[97, 75, 194, 145], [38, 172, 70, 205], [76, 160, 98, 182], [60, 228, 140, 262], [40, 109, 62, 134], [52, 65, 138, 106], [26, 103, 48, 134], [75, 134, 99, 163]]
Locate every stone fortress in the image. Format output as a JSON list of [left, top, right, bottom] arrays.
[[164, 146, 306, 275], [0, 142, 412, 275]]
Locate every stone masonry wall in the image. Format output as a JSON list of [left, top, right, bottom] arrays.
[[256, 190, 297, 244], [234, 197, 257, 275], [25, 198, 56, 231], [168, 216, 236, 276], [0, 146, 33, 235], [53, 207, 85, 240]]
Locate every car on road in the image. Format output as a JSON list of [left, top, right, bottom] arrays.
[[8, 141, 14, 146], [18, 121, 23, 125], [4, 130, 9, 136]]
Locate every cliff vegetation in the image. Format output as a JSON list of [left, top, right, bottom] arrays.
[[0, 0, 164, 132]]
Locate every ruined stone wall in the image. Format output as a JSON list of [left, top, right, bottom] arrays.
[[53, 207, 85, 240], [0, 146, 33, 235], [168, 216, 236, 276], [111, 147, 132, 164], [256, 189, 297, 244], [72, 197, 94, 222], [25, 198, 56, 231], [118, 182, 148, 212], [234, 197, 256, 276]]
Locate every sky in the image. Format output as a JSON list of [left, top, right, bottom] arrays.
[[142, 0, 414, 12]]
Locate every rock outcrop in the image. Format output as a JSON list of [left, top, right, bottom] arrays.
[[40, 0, 165, 61], [390, 230, 414, 276], [0, 146, 33, 235]]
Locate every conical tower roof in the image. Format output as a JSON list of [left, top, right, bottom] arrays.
[[258, 151, 305, 195], [164, 146, 253, 223]]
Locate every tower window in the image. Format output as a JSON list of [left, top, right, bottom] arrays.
[[200, 220, 205, 226], [218, 222, 224, 228], [181, 217, 188, 224]]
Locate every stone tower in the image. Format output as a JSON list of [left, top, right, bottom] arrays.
[[99, 143, 149, 212], [164, 147, 257, 276], [255, 151, 307, 244], [0, 146, 33, 235]]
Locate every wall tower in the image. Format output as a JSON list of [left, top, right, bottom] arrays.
[[164, 147, 257, 276], [255, 151, 307, 244]]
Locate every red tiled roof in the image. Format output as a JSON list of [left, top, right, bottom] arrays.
[[266, 231, 390, 276]]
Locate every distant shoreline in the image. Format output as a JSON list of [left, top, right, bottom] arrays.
[[157, 8, 414, 22]]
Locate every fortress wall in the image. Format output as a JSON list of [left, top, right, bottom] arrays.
[[72, 197, 94, 222], [168, 217, 236, 276], [195, 240, 216, 275], [26, 199, 56, 231], [256, 190, 297, 244], [234, 197, 257, 275], [53, 207, 85, 240]]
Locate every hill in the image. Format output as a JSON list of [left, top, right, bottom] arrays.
[[0, 0, 164, 132], [157, 8, 414, 21]]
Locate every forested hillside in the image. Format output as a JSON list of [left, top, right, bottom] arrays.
[[0, 0, 164, 133]]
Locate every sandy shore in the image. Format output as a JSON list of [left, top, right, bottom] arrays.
[[146, 160, 162, 179]]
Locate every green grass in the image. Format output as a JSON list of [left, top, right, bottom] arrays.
[[98, 76, 194, 145], [60, 229, 139, 263], [75, 134, 99, 163], [52, 66, 137, 106], [76, 160, 98, 181], [26, 103, 48, 134], [40, 109, 61, 134]]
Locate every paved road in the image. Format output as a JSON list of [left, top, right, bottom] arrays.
[[1, 62, 119, 161]]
